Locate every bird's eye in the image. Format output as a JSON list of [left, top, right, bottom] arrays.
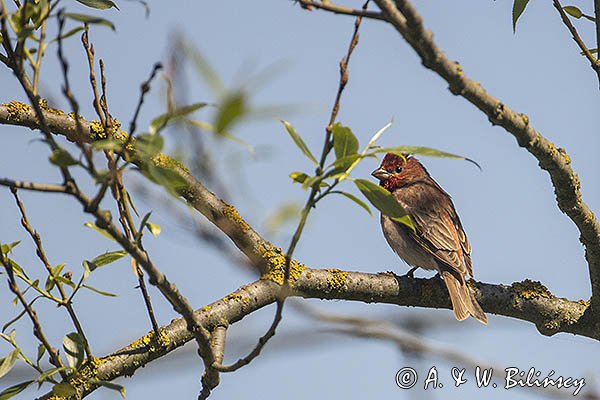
[[395, 166, 402, 173]]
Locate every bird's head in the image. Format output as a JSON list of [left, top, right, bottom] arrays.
[[371, 153, 429, 191]]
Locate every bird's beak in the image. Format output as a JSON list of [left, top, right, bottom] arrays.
[[371, 167, 391, 181]]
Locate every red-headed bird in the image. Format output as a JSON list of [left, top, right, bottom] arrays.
[[371, 153, 487, 324]]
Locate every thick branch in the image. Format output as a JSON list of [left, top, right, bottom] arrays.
[[36, 271, 593, 399], [367, 0, 600, 313]]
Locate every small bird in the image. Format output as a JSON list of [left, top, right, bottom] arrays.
[[371, 153, 487, 324]]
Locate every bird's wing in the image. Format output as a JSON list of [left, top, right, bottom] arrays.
[[392, 180, 469, 280]]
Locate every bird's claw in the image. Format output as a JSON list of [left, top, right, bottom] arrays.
[[404, 267, 418, 279]]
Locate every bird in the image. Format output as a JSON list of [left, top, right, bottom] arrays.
[[371, 153, 487, 324]]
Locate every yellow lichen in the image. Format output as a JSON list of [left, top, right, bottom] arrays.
[[4, 101, 30, 120], [511, 279, 553, 300], [259, 245, 306, 285], [519, 113, 529, 125], [325, 268, 348, 291], [557, 147, 571, 164], [131, 330, 170, 353], [151, 152, 189, 173], [222, 293, 250, 304], [223, 204, 250, 234], [201, 305, 212, 312], [578, 299, 591, 307], [89, 119, 105, 138], [546, 141, 557, 156], [39, 98, 65, 115]]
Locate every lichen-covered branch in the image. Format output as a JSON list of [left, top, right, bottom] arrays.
[[37, 271, 592, 399], [366, 0, 600, 313]]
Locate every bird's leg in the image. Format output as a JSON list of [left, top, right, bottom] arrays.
[[404, 267, 418, 279]]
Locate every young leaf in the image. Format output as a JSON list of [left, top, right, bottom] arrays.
[[145, 222, 161, 237], [36, 344, 46, 364], [289, 172, 310, 184], [49, 148, 78, 167], [94, 380, 126, 398], [215, 91, 246, 134], [332, 123, 358, 160], [280, 120, 319, 165], [354, 179, 415, 230], [563, 5, 582, 18], [62, 333, 85, 369], [512, 0, 530, 32], [75, 0, 119, 10], [89, 250, 127, 270], [63, 13, 116, 31], [82, 284, 118, 297], [371, 146, 481, 170], [0, 241, 21, 255], [0, 348, 20, 378], [51, 382, 77, 397], [135, 134, 164, 159], [84, 222, 116, 242], [0, 380, 34, 400], [149, 102, 208, 134]]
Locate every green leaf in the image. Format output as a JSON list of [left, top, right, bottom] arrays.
[[563, 5, 582, 18], [280, 120, 319, 165], [0, 380, 34, 400], [52, 382, 77, 397], [215, 92, 246, 134], [75, 0, 119, 10], [63, 13, 116, 31], [82, 284, 118, 297], [92, 139, 123, 151], [512, 0, 530, 32], [371, 146, 481, 170], [289, 171, 310, 184], [1, 241, 21, 255], [36, 345, 46, 364], [37, 367, 69, 384], [0, 348, 20, 378], [52, 264, 66, 277], [135, 212, 152, 243], [94, 380, 126, 398], [332, 123, 359, 160], [89, 250, 127, 270], [49, 148, 78, 167], [150, 103, 208, 134], [332, 191, 372, 216], [135, 134, 164, 159], [354, 179, 414, 230], [145, 222, 161, 237], [84, 222, 116, 242], [62, 333, 85, 369]]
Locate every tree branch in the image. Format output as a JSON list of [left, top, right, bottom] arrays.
[[35, 271, 593, 399], [297, 0, 386, 21], [552, 0, 600, 84]]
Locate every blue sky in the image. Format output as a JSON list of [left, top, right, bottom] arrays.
[[1, 1, 599, 399]]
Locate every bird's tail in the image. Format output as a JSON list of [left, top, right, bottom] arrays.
[[441, 270, 488, 324]]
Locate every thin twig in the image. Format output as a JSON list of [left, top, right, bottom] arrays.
[[0, 252, 68, 379], [297, 0, 386, 21], [10, 187, 94, 359], [129, 62, 163, 138], [0, 178, 67, 193], [212, 301, 284, 372], [552, 0, 600, 84], [81, 25, 105, 127]]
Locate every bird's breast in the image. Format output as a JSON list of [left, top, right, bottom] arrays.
[[380, 214, 439, 271]]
